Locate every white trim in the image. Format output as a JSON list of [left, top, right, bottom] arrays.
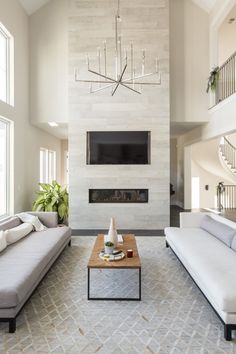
[[209, 92, 236, 113], [0, 22, 14, 106], [40, 148, 57, 184], [0, 116, 13, 218]]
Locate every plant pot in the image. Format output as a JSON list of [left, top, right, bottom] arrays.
[[105, 245, 114, 255]]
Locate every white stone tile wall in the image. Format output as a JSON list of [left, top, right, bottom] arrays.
[[68, 0, 170, 229]]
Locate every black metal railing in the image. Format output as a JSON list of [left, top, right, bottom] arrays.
[[217, 182, 236, 209], [219, 136, 236, 169], [215, 51, 236, 105]]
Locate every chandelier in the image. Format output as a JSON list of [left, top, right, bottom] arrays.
[[75, 0, 161, 96]]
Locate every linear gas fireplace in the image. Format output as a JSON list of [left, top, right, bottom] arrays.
[[89, 189, 148, 203]]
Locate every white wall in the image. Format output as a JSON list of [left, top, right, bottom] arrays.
[[191, 160, 226, 209], [177, 93, 236, 147], [29, 0, 68, 125], [0, 0, 62, 212], [218, 8, 236, 65], [170, 0, 209, 123], [170, 138, 177, 205], [61, 139, 68, 186]]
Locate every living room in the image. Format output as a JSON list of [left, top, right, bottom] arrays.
[[0, 0, 236, 352]]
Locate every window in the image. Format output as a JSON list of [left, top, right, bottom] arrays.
[[0, 22, 14, 105], [40, 148, 56, 183], [0, 117, 11, 218]]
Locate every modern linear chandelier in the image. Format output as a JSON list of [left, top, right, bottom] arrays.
[[75, 0, 161, 96]]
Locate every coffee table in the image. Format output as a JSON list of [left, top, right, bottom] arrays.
[[87, 234, 141, 301]]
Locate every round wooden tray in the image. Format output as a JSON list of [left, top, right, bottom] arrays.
[[99, 251, 125, 261]]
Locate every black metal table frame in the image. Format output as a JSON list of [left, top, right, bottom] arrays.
[[87, 267, 141, 301]]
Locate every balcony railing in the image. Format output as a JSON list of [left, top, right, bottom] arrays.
[[214, 51, 236, 105]]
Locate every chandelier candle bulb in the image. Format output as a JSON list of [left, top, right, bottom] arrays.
[[86, 54, 89, 69], [104, 41, 107, 78], [142, 50, 145, 75], [131, 43, 134, 82], [124, 48, 127, 65]]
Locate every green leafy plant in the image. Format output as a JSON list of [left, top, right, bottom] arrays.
[[33, 181, 69, 223], [105, 241, 114, 247], [206, 66, 219, 93]]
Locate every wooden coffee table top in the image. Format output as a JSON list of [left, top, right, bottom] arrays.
[[87, 234, 141, 269]]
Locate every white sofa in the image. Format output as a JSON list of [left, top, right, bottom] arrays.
[[165, 212, 236, 341]]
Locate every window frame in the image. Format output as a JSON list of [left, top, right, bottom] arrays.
[[0, 117, 11, 220], [0, 22, 14, 106], [40, 148, 57, 184]]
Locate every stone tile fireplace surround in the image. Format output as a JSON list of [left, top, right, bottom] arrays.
[[68, 0, 170, 230]]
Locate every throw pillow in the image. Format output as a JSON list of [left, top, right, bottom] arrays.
[[5, 222, 33, 245], [200, 215, 236, 247], [0, 231, 7, 253], [16, 213, 47, 231]]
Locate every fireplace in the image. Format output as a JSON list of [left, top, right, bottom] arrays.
[[89, 189, 148, 203]]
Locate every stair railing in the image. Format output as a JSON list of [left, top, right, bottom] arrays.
[[217, 182, 236, 210], [219, 136, 236, 170]]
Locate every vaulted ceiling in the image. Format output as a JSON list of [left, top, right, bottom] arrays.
[[18, 0, 49, 15], [18, 0, 217, 16], [191, 0, 217, 12]]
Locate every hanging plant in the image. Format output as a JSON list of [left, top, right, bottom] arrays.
[[206, 66, 219, 93]]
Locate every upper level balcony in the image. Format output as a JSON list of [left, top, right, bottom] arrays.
[[209, 51, 236, 108]]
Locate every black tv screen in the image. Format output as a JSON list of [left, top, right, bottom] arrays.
[[87, 131, 150, 165]]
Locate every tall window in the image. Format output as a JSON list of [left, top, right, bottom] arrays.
[[40, 148, 56, 183], [0, 118, 10, 218], [0, 22, 14, 105]]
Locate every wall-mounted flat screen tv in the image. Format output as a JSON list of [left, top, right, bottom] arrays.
[[87, 131, 150, 165]]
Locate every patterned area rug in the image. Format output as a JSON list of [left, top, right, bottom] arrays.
[[0, 236, 236, 353]]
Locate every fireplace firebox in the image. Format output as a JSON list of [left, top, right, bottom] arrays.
[[89, 189, 148, 203]]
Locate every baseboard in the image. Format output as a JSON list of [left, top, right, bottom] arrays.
[[72, 229, 164, 236]]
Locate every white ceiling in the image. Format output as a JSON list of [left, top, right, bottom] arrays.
[[18, 0, 49, 15], [19, 0, 217, 16], [170, 122, 204, 138], [191, 0, 217, 12]]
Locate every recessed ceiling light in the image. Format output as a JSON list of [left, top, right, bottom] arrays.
[[48, 122, 58, 127], [228, 17, 235, 24]]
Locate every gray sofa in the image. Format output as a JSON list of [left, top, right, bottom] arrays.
[[165, 212, 236, 341], [0, 212, 71, 333]]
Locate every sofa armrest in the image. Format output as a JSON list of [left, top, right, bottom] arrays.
[[27, 212, 58, 228], [180, 212, 210, 228]]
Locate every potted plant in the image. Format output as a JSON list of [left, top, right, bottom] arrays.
[[32, 181, 69, 224], [206, 66, 219, 93], [104, 241, 114, 255]]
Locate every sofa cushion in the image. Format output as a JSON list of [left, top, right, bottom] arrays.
[[231, 236, 236, 252], [200, 215, 236, 247], [165, 226, 236, 313], [0, 231, 7, 253], [5, 223, 33, 245], [0, 226, 71, 308]]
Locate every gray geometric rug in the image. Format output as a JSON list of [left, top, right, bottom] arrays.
[[0, 236, 236, 353]]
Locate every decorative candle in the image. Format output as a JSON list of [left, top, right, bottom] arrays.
[[127, 249, 133, 258]]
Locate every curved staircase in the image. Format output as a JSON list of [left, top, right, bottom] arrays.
[[219, 137, 236, 177]]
